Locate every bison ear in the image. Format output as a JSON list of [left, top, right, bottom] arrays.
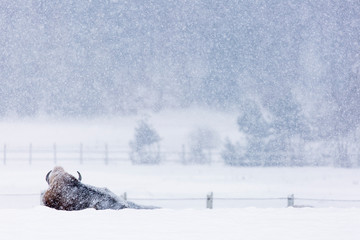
[[77, 171, 82, 182], [45, 170, 52, 184]]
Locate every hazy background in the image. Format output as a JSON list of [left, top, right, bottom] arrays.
[[1, 0, 360, 167]]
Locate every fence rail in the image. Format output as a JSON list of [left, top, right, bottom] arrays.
[[1, 143, 225, 165], [2, 143, 360, 166], [1, 192, 360, 209]]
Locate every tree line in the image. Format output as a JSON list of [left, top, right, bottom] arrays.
[[1, 0, 360, 166]]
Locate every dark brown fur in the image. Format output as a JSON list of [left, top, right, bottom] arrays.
[[42, 166, 94, 210], [42, 166, 157, 211]]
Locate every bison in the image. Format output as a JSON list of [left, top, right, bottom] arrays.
[[42, 166, 157, 210]]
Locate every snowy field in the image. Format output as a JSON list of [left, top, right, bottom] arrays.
[[2, 164, 360, 209], [1, 207, 360, 240], [1, 164, 360, 239], [1, 114, 360, 239]]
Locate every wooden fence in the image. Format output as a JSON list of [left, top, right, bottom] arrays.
[[1, 192, 360, 209], [1, 143, 223, 165], [2, 143, 360, 167]]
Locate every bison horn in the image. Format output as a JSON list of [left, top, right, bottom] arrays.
[[45, 170, 52, 184], [77, 171, 82, 181]]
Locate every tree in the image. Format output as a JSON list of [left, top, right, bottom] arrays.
[[129, 119, 161, 164], [237, 101, 271, 166], [262, 93, 307, 166], [183, 127, 220, 164], [221, 138, 247, 166]]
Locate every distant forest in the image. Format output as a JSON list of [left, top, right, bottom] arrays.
[[1, 1, 360, 166]]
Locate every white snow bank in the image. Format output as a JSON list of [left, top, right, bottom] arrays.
[[0, 207, 359, 240]]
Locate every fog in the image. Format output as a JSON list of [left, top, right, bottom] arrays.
[[1, 0, 360, 167]]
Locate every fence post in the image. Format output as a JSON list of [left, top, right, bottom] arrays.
[[208, 149, 212, 163], [181, 144, 186, 163], [207, 192, 213, 209], [122, 192, 127, 201], [287, 194, 294, 207], [104, 143, 108, 165], [80, 143, 83, 164], [29, 143, 32, 165], [3, 144, 6, 165], [53, 143, 57, 164]]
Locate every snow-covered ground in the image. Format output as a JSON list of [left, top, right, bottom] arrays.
[[1, 207, 360, 240], [1, 115, 360, 239], [1, 164, 360, 239], [1, 163, 360, 239], [1, 163, 360, 209]]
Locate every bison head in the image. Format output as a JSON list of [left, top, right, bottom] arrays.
[[45, 166, 82, 185]]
